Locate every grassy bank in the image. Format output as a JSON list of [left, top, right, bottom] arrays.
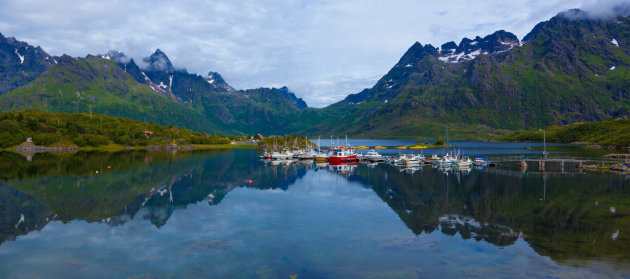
[[0, 110, 235, 150], [495, 118, 630, 148]]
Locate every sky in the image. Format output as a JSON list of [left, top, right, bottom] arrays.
[[0, 0, 627, 107]]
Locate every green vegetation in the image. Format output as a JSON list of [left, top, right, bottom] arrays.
[[432, 139, 447, 146], [495, 118, 630, 147], [0, 55, 230, 134], [258, 135, 315, 149], [0, 110, 230, 149]]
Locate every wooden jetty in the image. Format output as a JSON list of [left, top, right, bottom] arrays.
[[604, 154, 630, 160], [486, 155, 621, 173]]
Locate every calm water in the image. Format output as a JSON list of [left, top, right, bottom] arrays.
[[0, 142, 629, 278]]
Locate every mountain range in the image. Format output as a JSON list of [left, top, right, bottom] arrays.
[[0, 7, 629, 138]]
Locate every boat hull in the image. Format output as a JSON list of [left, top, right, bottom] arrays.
[[328, 155, 357, 164]]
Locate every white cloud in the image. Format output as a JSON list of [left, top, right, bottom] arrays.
[[0, 0, 626, 107]]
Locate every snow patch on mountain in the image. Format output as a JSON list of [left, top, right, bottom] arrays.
[[611, 38, 619, 47], [14, 49, 24, 64]]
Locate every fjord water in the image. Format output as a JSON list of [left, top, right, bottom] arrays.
[[0, 143, 629, 278]]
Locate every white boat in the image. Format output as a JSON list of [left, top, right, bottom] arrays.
[[292, 149, 305, 159], [271, 149, 294, 160], [404, 154, 425, 166], [364, 149, 384, 161], [298, 149, 317, 160], [457, 156, 473, 168], [392, 154, 410, 165], [473, 157, 488, 166]]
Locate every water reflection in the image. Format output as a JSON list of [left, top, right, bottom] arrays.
[[0, 149, 629, 276]]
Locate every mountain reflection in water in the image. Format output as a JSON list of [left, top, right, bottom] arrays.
[[0, 149, 629, 277]]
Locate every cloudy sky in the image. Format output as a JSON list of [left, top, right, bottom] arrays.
[[0, 0, 626, 107]]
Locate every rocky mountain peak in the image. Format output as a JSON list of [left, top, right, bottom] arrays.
[[437, 30, 520, 63], [0, 33, 57, 94], [143, 49, 174, 72], [396, 42, 439, 67], [98, 50, 129, 63]]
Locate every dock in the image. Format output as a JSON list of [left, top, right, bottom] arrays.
[[485, 155, 628, 173]]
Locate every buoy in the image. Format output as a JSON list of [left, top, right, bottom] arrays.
[[248, 180, 253, 183]]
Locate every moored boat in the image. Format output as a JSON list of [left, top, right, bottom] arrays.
[[457, 156, 473, 168], [473, 157, 488, 166], [364, 149, 384, 161], [403, 154, 425, 166], [271, 149, 294, 160], [328, 146, 357, 164]]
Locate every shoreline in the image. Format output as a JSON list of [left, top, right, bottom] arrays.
[[1, 143, 257, 154]]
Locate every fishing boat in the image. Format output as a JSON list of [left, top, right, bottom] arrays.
[[473, 157, 488, 166], [374, 146, 387, 149], [328, 146, 357, 164]]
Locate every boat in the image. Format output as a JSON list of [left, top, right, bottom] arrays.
[[260, 150, 272, 160], [298, 149, 317, 160], [457, 156, 473, 168], [425, 154, 440, 162], [473, 157, 488, 166], [356, 146, 370, 149], [374, 146, 387, 149], [438, 154, 454, 166], [271, 149, 294, 160], [392, 154, 410, 165], [328, 146, 357, 164], [364, 149, 384, 161], [291, 148, 305, 159], [403, 154, 425, 166]]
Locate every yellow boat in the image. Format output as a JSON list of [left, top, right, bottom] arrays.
[[396, 146, 407, 149], [356, 146, 370, 149], [374, 146, 387, 149]]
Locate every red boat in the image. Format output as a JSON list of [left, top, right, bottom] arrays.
[[328, 146, 357, 164]]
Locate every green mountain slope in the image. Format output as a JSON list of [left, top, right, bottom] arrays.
[[0, 55, 229, 133], [302, 10, 630, 138]]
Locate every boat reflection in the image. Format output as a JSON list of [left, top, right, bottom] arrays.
[[328, 162, 357, 176]]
